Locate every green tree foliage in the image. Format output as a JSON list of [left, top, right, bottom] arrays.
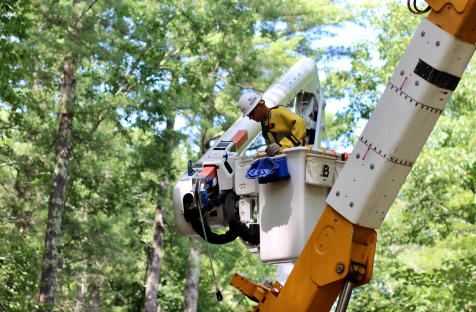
[[0, 0, 357, 310], [0, 0, 31, 107], [181, 0, 354, 154], [0, 229, 43, 311]]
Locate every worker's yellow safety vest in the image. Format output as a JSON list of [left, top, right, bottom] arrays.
[[261, 106, 306, 148]]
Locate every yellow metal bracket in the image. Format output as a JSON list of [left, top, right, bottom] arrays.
[[308, 206, 377, 287], [230, 272, 283, 312], [310, 207, 354, 286], [426, 0, 469, 11], [232, 205, 377, 312], [425, 0, 476, 44]]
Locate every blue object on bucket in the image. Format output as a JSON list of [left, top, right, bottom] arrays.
[[246, 157, 291, 184], [246, 158, 278, 179]]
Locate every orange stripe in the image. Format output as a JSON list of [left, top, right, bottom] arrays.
[[199, 166, 216, 180]]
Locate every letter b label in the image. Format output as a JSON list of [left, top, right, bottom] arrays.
[[321, 164, 329, 178]]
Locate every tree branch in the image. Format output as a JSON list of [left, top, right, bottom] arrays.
[[0, 299, 10, 312], [73, 0, 100, 28], [236, 83, 266, 93]]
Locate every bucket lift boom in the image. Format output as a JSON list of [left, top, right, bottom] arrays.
[[173, 0, 476, 309], [230, 1, 476, 311]]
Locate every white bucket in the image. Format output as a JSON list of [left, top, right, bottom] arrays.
[[305, 154, 336, 187], [259, 147, 328, 264], [334, 160, 345, 185]]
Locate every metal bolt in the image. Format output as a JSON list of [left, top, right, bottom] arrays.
[[240, 288, 243, 292], [356, 153, 360, 159], [421, 31, 425, 37], [370, 164, 375, 169], [415, 80, 420, 86], [336, 191, 340, 196], [336, 264, 344, 274], [436, 41, 440, 46], [350, 202, 354, 207], [400, 70, 405, 76]]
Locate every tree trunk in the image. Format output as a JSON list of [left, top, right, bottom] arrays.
[[92, 281, 100, 311], [75, 259, 88, 312], [38, 51, 77, 311], [183, 237, 203, 312], [144, 208, 166, 312], [12, 161, 33, 231], [144, 116, 175, 312]]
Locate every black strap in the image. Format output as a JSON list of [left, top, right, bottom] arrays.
[[261, 122, 277, 144], [414, 59, 461, 91], [285, 133, 301, 147]]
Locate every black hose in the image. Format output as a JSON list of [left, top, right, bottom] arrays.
[[223, 192, 260, 245], [184, 190, 260, 245], [185, 202, 239, 245]]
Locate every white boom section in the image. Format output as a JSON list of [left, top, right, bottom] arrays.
[[327, 18, 476, 229], [198, 57, 319, 163]]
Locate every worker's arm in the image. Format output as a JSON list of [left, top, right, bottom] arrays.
[[274, 106, 306, 149]]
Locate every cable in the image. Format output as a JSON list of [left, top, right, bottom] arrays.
[[0, 300, 9, 312], [407, 0, 431, 14], [195, 182, 223, 302], [197, 202, 223, 301]]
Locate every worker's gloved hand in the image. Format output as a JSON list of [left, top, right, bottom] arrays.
[[265, 142, 281, 157]]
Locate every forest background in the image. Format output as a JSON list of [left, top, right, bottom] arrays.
[[1, 0, 475, 311]]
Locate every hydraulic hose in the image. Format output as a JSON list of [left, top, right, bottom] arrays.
[[223, 191, 260, 245], [185, 203, 239, 245], [184, 190, 260, 245]]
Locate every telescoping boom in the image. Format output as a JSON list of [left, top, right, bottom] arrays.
[[174, 1, 476, 309]]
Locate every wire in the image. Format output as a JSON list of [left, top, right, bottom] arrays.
[[0, 300, 9, 312], [407, 0, 431, 14], [196, 182, 223, 302]]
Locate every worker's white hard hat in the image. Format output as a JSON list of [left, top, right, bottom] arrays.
[[239, 92, 262, 117]]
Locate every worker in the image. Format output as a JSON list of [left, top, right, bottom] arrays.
[[239, 92, 306, 156]]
